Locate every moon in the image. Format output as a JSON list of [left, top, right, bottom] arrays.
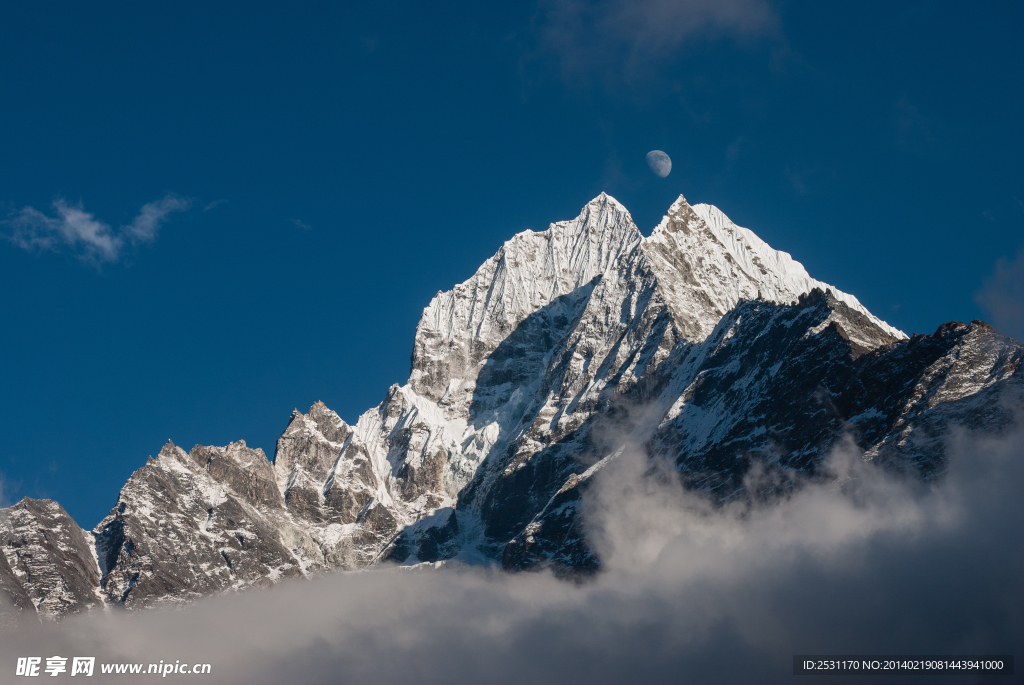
[[646, 150, 672, 178]]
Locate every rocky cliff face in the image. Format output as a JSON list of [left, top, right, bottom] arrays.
[[2, 193, 1020, 615], [503, 296, 1022, 574], [0, 499, 102, 617]]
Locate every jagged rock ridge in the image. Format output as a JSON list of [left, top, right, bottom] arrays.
[[2, 193, 1020, 614]]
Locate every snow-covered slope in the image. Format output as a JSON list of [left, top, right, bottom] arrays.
[[411, 193, 642, 411], [644, 196, 905, 341], [2, 192, 1017, 614]]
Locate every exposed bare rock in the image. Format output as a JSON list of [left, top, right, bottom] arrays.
[[94, 441, 305, 609], [0, 498, 101, 617], [507, 296, 1022, 573], [3, 192, 1019, 610]]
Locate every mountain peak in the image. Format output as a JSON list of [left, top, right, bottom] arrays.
[[556, 192, 636, 246], [642, 196, 905, 341], [667, 193, 691, 211], [409, 194, 642, 403], [588, 191, 627, 211], [4, 190, 1018, 615], [157, 440, 179, 458]]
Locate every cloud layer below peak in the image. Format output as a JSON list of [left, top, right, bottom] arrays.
[[2, 413, 1021, 684]]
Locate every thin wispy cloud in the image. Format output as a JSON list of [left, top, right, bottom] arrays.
[[290, 218, 313, 231], [2, 194, 191, 265], [976, 245, 1024, 341], [784, 166, 808, 194], [892, 96, 945, 157], [725, 136, 745, 162], [123, 196, 191, 243], [532, 0, 778, 87]]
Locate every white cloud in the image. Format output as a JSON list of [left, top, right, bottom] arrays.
[[2, 415, 1021, 683], [2, 194, 191, 265], [976, 245, 1024, 341], [6, 201, 119, 262], [123, 196, 192, 244]]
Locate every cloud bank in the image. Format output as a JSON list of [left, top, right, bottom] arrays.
[[2, 194, 191, 265], [1, 416, 1021, 684]]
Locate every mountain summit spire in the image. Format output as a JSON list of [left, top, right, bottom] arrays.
[[641, 193, 905, 341]]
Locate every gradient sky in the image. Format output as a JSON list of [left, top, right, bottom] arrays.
[[1, 0, 1022, 527]]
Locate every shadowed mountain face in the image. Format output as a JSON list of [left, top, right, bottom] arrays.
[[2, 194, 1021, 615], [502, 296, 1022, 574]]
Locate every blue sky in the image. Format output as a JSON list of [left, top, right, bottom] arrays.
[[1, 0, 1022, 527]]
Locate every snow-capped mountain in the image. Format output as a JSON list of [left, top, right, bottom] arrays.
[[2, 193, 1021, 616]]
